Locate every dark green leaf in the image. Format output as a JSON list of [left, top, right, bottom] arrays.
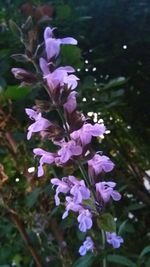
[[104, 77, 127, 90], [127, 203, 146, 211], [26, 188, 41, 208], [139, 246, 150, 258], [72, 253, 95, 267], [107, 254, 137, 267], [97, 213, 116, 232], [3, 86, 30, 100]]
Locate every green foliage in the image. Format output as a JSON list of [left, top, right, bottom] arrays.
[[72, 253, 95, 267], [107, 254, 137, 267], [97, 213, 116, 232], [2, 85, 30, 100]]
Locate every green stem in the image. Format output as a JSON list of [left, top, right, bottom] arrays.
[[101, 229, 107, 267]]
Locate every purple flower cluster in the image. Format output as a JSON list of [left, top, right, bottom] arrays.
[[12, 26, 123, 256]]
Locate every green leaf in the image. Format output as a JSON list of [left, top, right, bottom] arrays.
[[13, 254, 22, 266], [26, 188, 41, 208], [107, 255, 137, 267], [2, 86, 30, 100], [72, 253, 95, 267], [118, 220, 128, 235], [118, 220, 135, 235], [97, 213, 116, 232], [139, 246, 150, 258], [127, 203, 146, 211], [104, 77, 127, 90]]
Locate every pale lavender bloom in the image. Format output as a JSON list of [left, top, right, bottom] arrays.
[[63, 91, 77, 113], [106, 232, 124, 248], [70, 123, 106, 146], [25, 109, 52, 140], [26, 108, 40, 120], [63, 74, 79, 90], [57, 140, 82, 163], [44, 26, 77, 60], [39, 58, 50, 76], [70, 178, 90, 204], [95, 182, 121, 203], [51, 178, 70, 206], [33, 148, 55, 177], [79, 236, 94, 256], [51, 175, 90, 205], [88, 154, 114, 175], [39, 57, 79, 91], [77, 209, 93, 232], [62, 196, 82, 219]]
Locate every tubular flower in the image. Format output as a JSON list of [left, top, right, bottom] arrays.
[[56, 140, 82, 163], [95, 182, 121, 203], [77, 209, 93, 232], [51, 178, 70, 206], [39, 57, 79, 92], [79, 236, 94, 256], [44, 26, 77, 61], [106, 232, 124, 248], [33, 148, 55, 177], [63, 91, 77, 113], [88, 154, 114, 175], [70, 123, 106, 146], [25, 109, 52, 140]]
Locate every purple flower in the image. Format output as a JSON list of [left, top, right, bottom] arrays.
[[39, 58, 79, 92], [63, 74, 79, 90], [70, 123, 106, 146], [79, 236, 94, 256], [25, 109, 52, 140], [63, 91, 77, 113], [44, 27, 77, 60], [95, 182, 121, 203], [77, 209, 93, 232], [88, 154, 114, 175], [106, 232, 124, 248], [33, 148, 55, 177], [62, 196, 82, 219], [56, 140, 82, 163], [51, 175, 90, 206], [69, 177, 90, 204], [51, 178, 70, 206]]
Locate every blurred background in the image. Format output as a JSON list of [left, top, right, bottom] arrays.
[[0, 0, 150, 266]]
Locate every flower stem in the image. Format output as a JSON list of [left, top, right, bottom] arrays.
[[101, 229, 107, 267]]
